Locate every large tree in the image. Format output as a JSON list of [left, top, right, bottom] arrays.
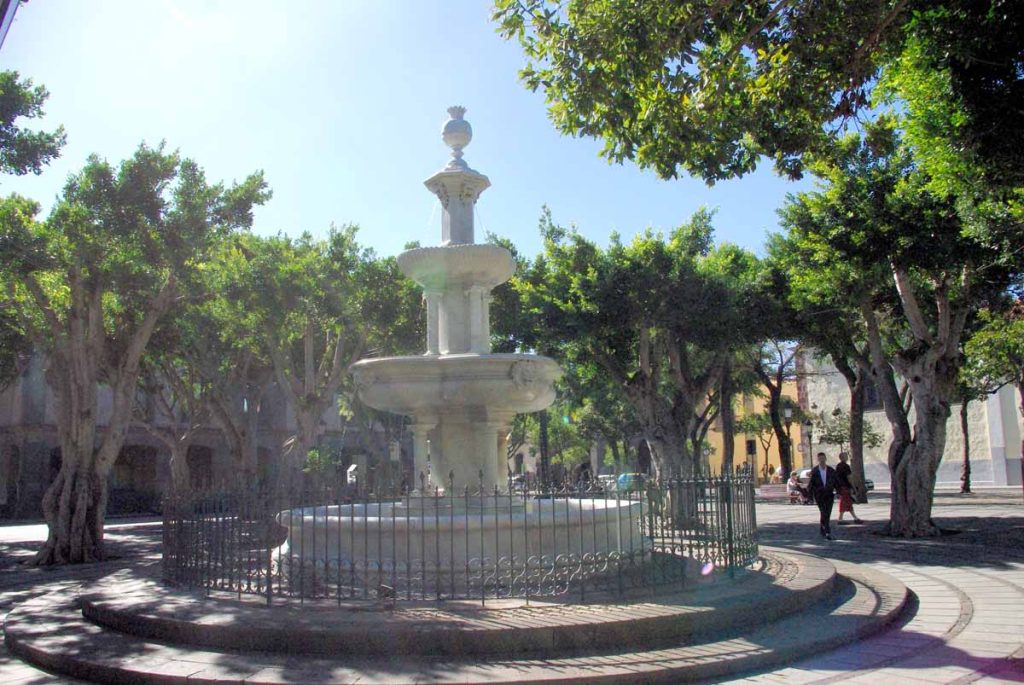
[[514, 209, 754, 478], [495, 1, 1024, 183], [778, 121, 1012, 536], [0, 145, 268, 563], [0, 71, 65, 176]]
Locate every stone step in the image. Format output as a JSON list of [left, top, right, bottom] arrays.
[[75, 548, 834, 657], [4, 558, 908, 684]]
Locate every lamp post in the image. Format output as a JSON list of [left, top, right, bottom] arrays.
[[783, 407, 793, 478], [803, 419, 814, 469]]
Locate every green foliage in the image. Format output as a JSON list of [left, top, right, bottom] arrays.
[[0, 71, 66, 176], [814, 408, 883, 453], [963, 303, 1024, 394], [511, 207, 759, 475], [882, 1, 1024, 191], [303, 446, 347, 475], [1, 143, 269, 371], [495, 0, 908, 181]]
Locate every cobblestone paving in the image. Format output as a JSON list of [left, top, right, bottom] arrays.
[[1, 491, 1021, 684], [729, 488, 1024, 684]]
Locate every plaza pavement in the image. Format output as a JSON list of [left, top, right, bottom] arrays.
[[0, 491, 1020, 684]]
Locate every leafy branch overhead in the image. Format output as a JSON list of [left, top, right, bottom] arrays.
[[494, 1, 1024, 185]]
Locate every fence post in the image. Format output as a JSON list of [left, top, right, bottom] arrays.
[[725, 477, 735, 578]]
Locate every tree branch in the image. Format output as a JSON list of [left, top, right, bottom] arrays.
[[892, 265, 933, 345]]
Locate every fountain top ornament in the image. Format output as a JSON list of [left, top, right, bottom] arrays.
[[350, 107, 561, 490], [441, 106, 472, 171]]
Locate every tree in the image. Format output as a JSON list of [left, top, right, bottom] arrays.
[[231, 228, 370, 487], [778, 121, 1012, 536], [514, 208, 753, 478], [495, 1, 1024, 184], [963, 303, 1024, 493], [0, 144, 268, 563], [0, 71, 66, 176], [765, 235, 877, 501], [133, 357, 210, 494], [736, 411, 774, 482], [750, 340, 799, 478], [813, 408, 883, 458]]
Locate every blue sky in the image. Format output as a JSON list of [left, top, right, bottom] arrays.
[[2, 0, 810, 259]]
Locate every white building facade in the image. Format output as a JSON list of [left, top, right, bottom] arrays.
[[800, 353, 1023, 488]]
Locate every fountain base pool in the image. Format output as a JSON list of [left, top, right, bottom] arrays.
[[276, 495, 649, 596]]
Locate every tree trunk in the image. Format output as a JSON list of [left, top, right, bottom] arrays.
[[834, 355, 870, 503], [764, 384, 791, 479], [33, 276, 176, 565], [720, 359, 735, 476], [36, 443, 105, 564], [169, 441, 191, 494], [960, 397, 971, 494], [888, 394, 948, 536]]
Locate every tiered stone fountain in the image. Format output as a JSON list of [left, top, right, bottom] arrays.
[[279, 108, 645, 577], [351, 106, 561, 491]]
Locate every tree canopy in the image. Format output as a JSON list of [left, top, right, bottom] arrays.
[[495, 1, 1024, 184], [0, 71, 66, 176]]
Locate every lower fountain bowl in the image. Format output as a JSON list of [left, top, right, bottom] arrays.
[[276, 496, 648, 572]]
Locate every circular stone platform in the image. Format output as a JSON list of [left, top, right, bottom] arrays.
[[3, 548, 909, 684]]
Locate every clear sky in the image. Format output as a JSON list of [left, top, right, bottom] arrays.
[[1, 0, 810, 259]]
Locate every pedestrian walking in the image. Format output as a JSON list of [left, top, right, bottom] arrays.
[[808, 452, 839, 540], [835, 452, 864, 525]]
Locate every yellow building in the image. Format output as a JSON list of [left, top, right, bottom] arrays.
[[704, 382, 806, 482]]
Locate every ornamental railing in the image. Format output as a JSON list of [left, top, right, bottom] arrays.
[[161, 474, 757, 604]]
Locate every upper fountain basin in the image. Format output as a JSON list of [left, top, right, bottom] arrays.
[[398, 244, 515, 291], [351, 353, 562, 415]]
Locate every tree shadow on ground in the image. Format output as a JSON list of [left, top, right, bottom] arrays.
[[756, 509, 1024, 571]]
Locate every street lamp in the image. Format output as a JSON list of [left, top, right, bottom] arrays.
[[803, 418, 814, 468], [783, 407, 793, 478]]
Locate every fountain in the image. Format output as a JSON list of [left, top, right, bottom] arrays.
[[277, 108, 647, 592], [351, 105, 562, 490]]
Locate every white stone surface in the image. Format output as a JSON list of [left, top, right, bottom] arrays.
[[278, 497, 647, 568], [351, 107, 562, 490]]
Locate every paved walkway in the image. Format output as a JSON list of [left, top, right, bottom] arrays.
[[0, 491, 1021, 684], [731, 488, 1024, 684]]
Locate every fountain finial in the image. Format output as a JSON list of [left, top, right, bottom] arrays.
[[442, 106, 472, 170]]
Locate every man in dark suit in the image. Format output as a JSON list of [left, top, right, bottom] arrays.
[[808, 452, 839, 540]]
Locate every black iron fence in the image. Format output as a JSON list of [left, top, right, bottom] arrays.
[[162, 475, 757, 604]]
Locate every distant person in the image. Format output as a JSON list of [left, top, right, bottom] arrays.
[[787, 471, 810, 505], [835, 452, 864, 525], [808, 452, 839, 540]]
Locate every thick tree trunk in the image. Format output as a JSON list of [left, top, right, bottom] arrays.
[[834, 355, 870, 503], [720, 360, 735, 476], [37, 444, 105, 564], [644, 423, 690, 480], [33, 276, 176, 565], [169, 441, 191, 494], [960, 397, 971, 494], [888, 395, 948, 536]]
